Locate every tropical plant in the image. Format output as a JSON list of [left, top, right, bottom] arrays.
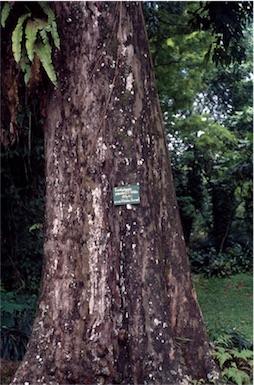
[[1, 1, 60, 86], [0, 284, 38, 361], [189, 243, 252, 277], [212, 332, 253, 385]]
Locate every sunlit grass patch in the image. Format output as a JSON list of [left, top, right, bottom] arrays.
[[194, 273, 253, 342]]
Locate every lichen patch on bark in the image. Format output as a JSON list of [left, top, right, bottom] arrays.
[[87, 187, 109, 328]]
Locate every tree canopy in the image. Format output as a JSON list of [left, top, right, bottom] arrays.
[[143, 1, 253, 256]]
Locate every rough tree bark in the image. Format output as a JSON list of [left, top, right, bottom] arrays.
[[11, 3, 219, 385]]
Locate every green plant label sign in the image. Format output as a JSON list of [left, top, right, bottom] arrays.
[[113, 185, 140, 206]]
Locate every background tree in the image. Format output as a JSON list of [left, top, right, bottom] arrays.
[[144, 1, 253, 261]]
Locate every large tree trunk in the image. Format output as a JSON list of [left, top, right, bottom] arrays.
[[11, 3, 219, 384]]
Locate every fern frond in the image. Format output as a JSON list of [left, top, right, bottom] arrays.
[[29, 223, 43, 232], [8, 3, 59, 87], [39, 27, 50, 47], [34, 42, 57, 86], [25, 19, 40, 62], [50, 20, 60, 49], [231, 349, 253, 360], [214, 346, 232, 368], [34, 17, 48, 30], [222, 365, 250, 385], [38, 2, 60, 49], [1, 2, 11, 27], [20, 49, 31, 85], [12, 13, 31, 63], [39, 1, 55, 24], [214, 334, 232, 348]]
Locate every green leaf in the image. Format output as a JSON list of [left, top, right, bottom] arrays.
[[34, 42, 57, 86], [39, 1, 56, 23], [214, 346, 232, 368], [1, 301, 24, 313], [214, 334, 232, 347], [12, 13, 31, 63], [29, 223, 43, 233], [175, 337, 192, 343], [39, 27, 50, 47], [7, 3, 59, 87], [166, 38, 175, 47], [231, 348, 253, 360], [25, 19, 40, 62], [1, 2, 11, 28], [222, 365, 250, 385], [34, 17, 48, 30], [50, 20, 60, 49], [20, 49, 31, 85], [39, 2, 60, 49]]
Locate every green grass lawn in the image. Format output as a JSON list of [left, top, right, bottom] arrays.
[[194, 273, 253, 342]]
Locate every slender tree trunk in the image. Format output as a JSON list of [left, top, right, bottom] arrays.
[[212, 184, 235, 253], [11, 3, 219, 384]]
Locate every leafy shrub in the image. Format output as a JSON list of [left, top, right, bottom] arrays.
[[189, 243, 253, 277], [226, 243, 253, 274], [212, 328, 253, 351], [0, 284, 38, 361]]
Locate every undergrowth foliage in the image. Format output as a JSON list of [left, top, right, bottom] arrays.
[[189, 244, 252, 277], [212, 332, 253, 385], [187, 330, 253, 385], [1, 98, 44, 363], [0, 284, 38, 361], [1, 97, 45, 293]]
